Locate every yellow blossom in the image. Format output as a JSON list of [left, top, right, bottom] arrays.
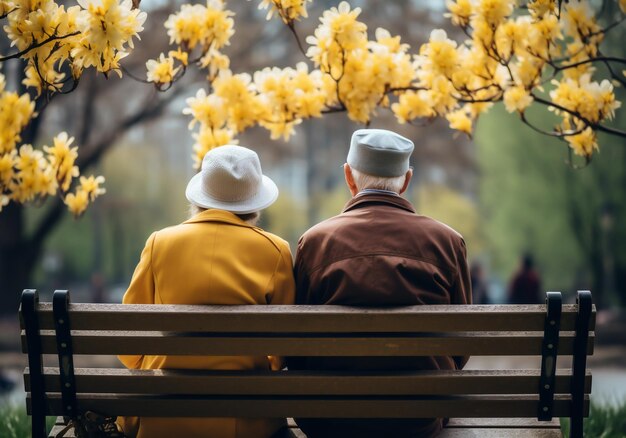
[[199, 48, 230, 79], [213, 72, 265, 132], [79, 175, 105, 200], [0, 86, 36, 153], [306, 1, 367, 76], [550, 75, 621, 124], [445, 0, 473, 27], [503, 85, 533, 113], [169, 48, 189, 66], [446, 108, 473, 136], [0, 151, 17, 186], [566, 127, 597, 158], [16, 144, 44, 173], [146, 53, 180, 84], [64, 188, 89, 216], [527, 0, 557, 20], [164, 0, 234, 51], [391, 91, 435, 123], [256, 0, 311, 23], [183, 89, 227, 129], [43, 132, 79, 191], [418, 29, 460, 78], [474, 0, 514, 28], [71, 0, 146, 75]]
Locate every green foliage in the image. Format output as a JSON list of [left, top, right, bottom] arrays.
[[415, 184, 486, 257], [561, 401, 626, 438], [0, 402, 55, 438], [262, 190, 308, 248], [475, 101, 626, 306], [30, 140, 190, 286]]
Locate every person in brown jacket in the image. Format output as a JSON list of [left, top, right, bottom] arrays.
[[289, 128, 472, 438]]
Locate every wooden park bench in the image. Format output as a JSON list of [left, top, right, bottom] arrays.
[[20, 289, 595, 438]]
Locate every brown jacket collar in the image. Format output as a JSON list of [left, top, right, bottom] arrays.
[[343, 192, 416, 214]]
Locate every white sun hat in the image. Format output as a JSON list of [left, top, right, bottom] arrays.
[[185, 145, 279, 214]]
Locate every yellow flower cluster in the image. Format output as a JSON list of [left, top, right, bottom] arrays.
[[391, 0, 621, 156], [64, 175, 106, 216], [254, 63, 333, 139], [165, 0, 233, 51], [147, 0, 233, 86], [72, 0, 146, 74], [174, 0, 622, 163], [549, 74, 621, 157], [0, 77, 36, 153], [4, 0, 145, 96], [183, 63, 333, 165], [0, 0, 134, 215], [550, 75, 620, 125], [305, 2, 414, 123], [0, 127, 105, 215], [256, 0, 311, 24], [146, 52, 185, 85]]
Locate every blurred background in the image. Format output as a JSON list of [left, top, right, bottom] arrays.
[[1, 0, 625, 428]]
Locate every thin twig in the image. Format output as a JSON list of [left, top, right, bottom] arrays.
[[287, 22, 307, 58], [532, 93, 626, 137], [0, 31, 80, 62]]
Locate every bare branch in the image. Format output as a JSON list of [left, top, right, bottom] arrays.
[[552, 56, 626, 72], [531, 93, 626, 138], [30, 85, 187, 247], [287, 22, 307, 58], [0, 31, 80, 62]]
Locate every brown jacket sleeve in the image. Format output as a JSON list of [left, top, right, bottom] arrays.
[[453, 237, 472, 369]]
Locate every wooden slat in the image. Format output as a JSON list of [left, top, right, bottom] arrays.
[[27, 368, 592, 396], [31, 394, 586, 418], [27, 303, 595, 332], [24, 330, 594, 356], [446, 418, 561, 429], [439, 429, 562, 437]]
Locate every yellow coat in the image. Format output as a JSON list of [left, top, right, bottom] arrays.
[[117, 209, 296, 438]]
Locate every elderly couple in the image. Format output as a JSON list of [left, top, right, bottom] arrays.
[[117, 129, 472, 438]]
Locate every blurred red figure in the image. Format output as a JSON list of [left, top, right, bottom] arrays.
[[509, 254, 542, 304]]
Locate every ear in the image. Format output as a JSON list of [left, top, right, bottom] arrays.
[[344, 164, 359, 197], [399, 168, 413, 195]]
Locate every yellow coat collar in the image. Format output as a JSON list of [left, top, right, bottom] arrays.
[[183, 209, 256, 228]]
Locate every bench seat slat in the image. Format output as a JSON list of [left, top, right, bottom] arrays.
[[49, 417, 562, 438], [30, 394, 587, 418], [26, 368, 592, 396], [26, 303, 594, 332], [24, 331, 594, 356], [446, 418, 561, 429], [438, 429, 562, 437]]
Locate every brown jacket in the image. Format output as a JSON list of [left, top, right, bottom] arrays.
[[290, 192, 472, 438]]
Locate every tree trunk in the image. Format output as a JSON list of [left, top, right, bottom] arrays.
[[0, 203, 39, 315]]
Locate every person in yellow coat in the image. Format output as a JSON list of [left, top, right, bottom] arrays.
[[117, 145, 296, 438]]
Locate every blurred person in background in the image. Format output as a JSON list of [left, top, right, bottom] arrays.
[[117, 145, 296, 438], [289, 129, 472, 438], [508, 253, 542, 304]]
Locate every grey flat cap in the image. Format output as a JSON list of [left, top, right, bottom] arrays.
[[347, 129, 414, 177]]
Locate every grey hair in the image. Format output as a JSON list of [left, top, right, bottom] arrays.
[[350, 167, 406, 193], [189, 204, 261, 226]]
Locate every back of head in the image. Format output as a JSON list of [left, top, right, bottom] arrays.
[[522, 254, 534, 270], [346, 129, 414, 193]]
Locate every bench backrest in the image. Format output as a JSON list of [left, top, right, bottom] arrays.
[[20, 289, 595, 438]]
